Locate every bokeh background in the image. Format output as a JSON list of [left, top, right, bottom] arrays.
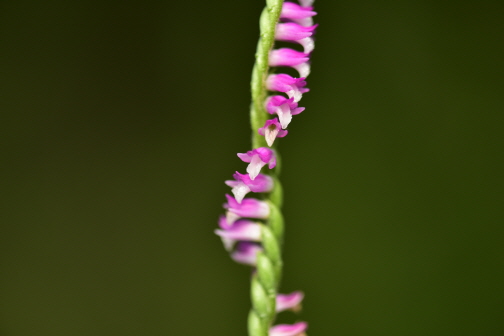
[[1, 0, 503, 335]]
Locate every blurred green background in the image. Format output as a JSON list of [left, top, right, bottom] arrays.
[[1, 0, 503, 335]]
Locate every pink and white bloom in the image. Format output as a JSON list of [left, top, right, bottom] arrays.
[[225, 172, 274, 203], [224, 194, 270, 223], [275, 23, 317, 53], [267, 74, 309, 102], [269, 322, 308, 336], [216, 215, 236, 250], [215, 217, 262, 251], [280, 2, 317, 27], [237, 147, 276, 180], [231, 242, 263, 266], [270, 48, 310, 77], [258, 118, 288, 147], [266, 95, 305, 129], [276, 291, 304, 312]]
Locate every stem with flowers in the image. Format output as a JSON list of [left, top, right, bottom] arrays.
[[215, 1, 317, 335]]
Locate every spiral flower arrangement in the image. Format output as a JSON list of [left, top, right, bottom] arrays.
[[215, 1, 317, 335]]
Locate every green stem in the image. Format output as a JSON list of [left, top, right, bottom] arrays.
[[248, 1, 285, 336]]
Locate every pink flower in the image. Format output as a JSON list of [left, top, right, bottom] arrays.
[[215, 217, 262, 251], [269, 322, 308, 336], [267, 74, 309, 103], [275, 23, 318, 53], [266, 95, 305, 129], [280, 2, 317, 27], [276, 291, 304, 312], [237, 147, 277, 180], [270, 48, 310, 78], [258, 118, 289, 147], [225, 172, 274, 203], [224, 194, 270, 223], [231, 242, 263, 266]]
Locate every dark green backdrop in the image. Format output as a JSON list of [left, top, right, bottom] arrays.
[[1, 1, 503, 335]]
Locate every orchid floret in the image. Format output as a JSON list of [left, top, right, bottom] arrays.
[[280, 2, 317, 27], [270, 48, 311, 77], [225, 172, 274, 203], [266, 95, 305, 129], [215, 219, 262, 251], [224, 194, 270, 222], [258, 118, 288, 147], [237, 147, 277, 180], [276, 291, 305, 312], [231, 242, 263, 266], [269, 322, 308, 336], [275, 23, 318, 53], [266, 74, 309, 102]]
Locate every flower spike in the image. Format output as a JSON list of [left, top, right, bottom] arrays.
[[267, 74, 309, 102], [266, 95, 305, 129], [216, 0, 317, 334], [270, 48, 311, 77], [225, 172, 274, 203], [237, 147, 277, 180], [258, 118, 288, 147], [269, 322, 308, 336]]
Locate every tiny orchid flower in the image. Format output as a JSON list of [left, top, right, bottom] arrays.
[[218, 215, 233, 231], [224, 194, 270, 223], [258, 118, 288, 147], [225, 172, 274, 203], [269, 322, 308, 336], [237, 147, 277, 180], [231, 242, 263, 266], [266, 95, 305, 129], [276, 291, 304, 312], [215, 219, 262, 251], [216, 215, 235, 250], [266, 74, 309, 102], [275, 23, 317, 53], [280, 2, 317, 27], [270, 48, 310, 78]]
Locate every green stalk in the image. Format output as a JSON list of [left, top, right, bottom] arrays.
[[248, 1, 285, 335]]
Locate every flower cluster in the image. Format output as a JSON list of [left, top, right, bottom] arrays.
[[261, 2, 317, 148], [216, 1, 316, 335]]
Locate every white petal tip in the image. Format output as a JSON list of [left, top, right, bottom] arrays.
[[288, 89, 302, 103], [266, 137, 275, 147], [295, 63, 311, 78], [265, 128, 278, 147], [299, 37, 314, 54], [226, 211, 240, 224], [231, 184, 250, 204]]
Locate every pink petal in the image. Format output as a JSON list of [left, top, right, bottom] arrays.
[[280, 2, 316, 27], [214, 220, 262, 242], [258, 119, 289, 147], [276, 291, 304, 312], [270, 48, 309, 67], [269, 322, 308, 336], [231, 242, 262, 266]]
